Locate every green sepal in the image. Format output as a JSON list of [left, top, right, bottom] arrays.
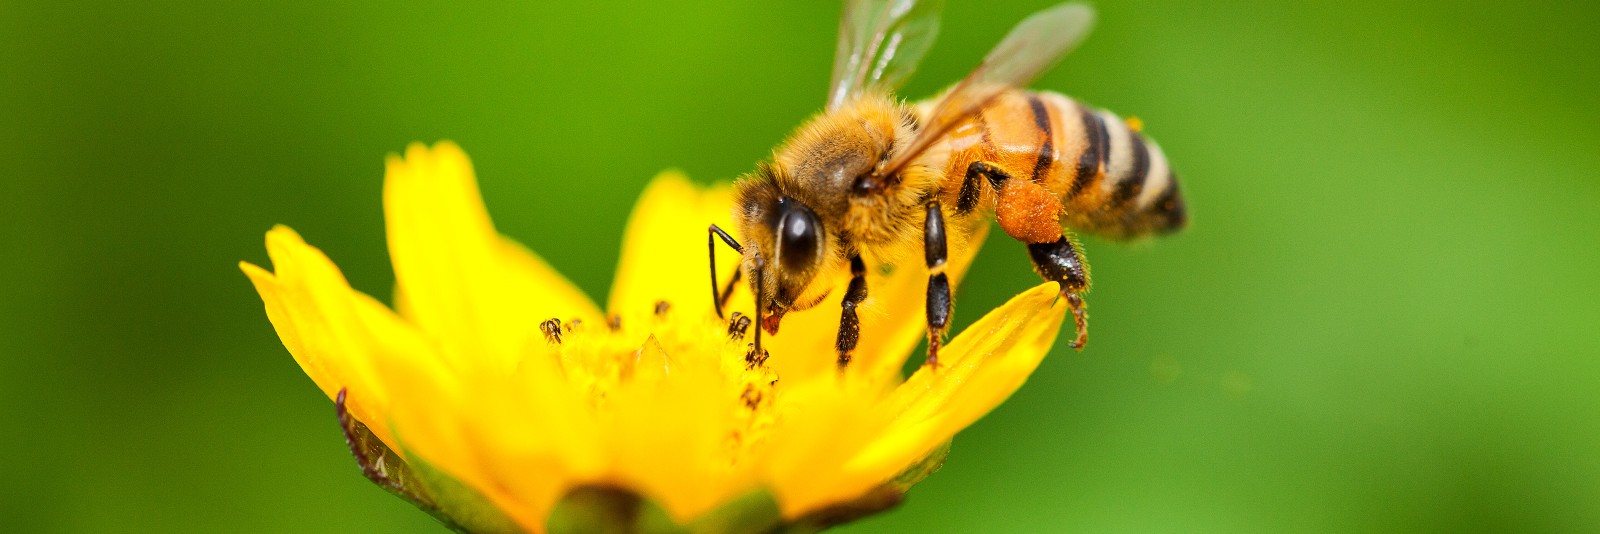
[[402, 454, 527, 534], [545, 441, 951, 534], [547, 486, 784, 534], [546, 486, 670, 534], [890, 440, 951, 492], [335, 389, 437, 510], [335, 389, 524, 533], [682, 490, 785, 534]]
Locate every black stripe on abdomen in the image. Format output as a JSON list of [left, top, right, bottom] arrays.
[[1069, 106, 1107, 199], [1110, 132, 1151, 206], [1149, 176, 1187, 231], [1027, 94, 1053, 183]]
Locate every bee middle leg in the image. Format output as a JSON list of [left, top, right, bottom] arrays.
[[924, 200, 952, 368], [835, 254, 867, 369]]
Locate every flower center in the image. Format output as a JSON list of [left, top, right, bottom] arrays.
[[532, 302, 782, 466]]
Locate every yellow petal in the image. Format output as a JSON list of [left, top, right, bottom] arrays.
[[849, 282, 1067, 477], [377, 328, 614, 532], [758, 376, 896, 518], [607, 171, 738, 325], [757, 283, 1063, 519], [386, 362, 588, 533], [240, 225, 445, 449], [384, 141, 603, 371], [601, 340, 751, 521]]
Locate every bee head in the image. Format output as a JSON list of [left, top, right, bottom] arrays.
[[735, 164, 834, 334]]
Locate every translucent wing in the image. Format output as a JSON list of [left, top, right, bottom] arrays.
[[828, 0, 943, 111], [879, 2, 1095, 177]]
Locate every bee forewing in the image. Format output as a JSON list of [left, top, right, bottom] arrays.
[[881, 2, 1095, 176], [973, 3, 1094, 92], [828, 0, 944, 111]]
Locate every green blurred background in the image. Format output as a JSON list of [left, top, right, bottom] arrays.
[[3, 0, 1598, 532]]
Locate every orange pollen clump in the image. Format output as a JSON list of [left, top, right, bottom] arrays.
[[995, 181, 1064, 244]]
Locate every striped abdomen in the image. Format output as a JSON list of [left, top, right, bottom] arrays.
[[923, 89, 1187, 239]]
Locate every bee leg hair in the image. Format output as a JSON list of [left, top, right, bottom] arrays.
[[835, 254, 867, 370], [956, 161, 1011, 214], [1026, 234, 1090, 350]]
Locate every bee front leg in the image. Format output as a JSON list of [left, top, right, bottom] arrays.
[[1026, 234, 1091, 350], [924, 200, 952, 368], [835, 255, 867, 370]]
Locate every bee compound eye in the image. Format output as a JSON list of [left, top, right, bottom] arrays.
[[777, 202, 821, 273]]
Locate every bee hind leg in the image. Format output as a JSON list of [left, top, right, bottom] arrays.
[[1026, 234, 1091, 350], [978, 163, 1087, 350], [924, 200, 952, 368]]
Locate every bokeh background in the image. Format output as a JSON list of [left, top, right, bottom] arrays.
[[4, 0, 1598, 532]]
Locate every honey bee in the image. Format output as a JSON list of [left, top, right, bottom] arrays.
[[708, 0, 1186, 368]]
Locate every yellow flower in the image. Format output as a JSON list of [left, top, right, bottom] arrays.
[[242, 142, 1069, 533]]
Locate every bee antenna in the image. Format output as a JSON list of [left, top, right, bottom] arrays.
[[708, 224, 743, 319]]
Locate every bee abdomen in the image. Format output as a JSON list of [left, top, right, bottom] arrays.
[[928, 89, 1186, 239], [1037, 91, 1186, 238]]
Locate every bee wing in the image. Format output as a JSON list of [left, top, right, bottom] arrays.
[[880, 2, 1095, 177], [827, 0, 943, 111]]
